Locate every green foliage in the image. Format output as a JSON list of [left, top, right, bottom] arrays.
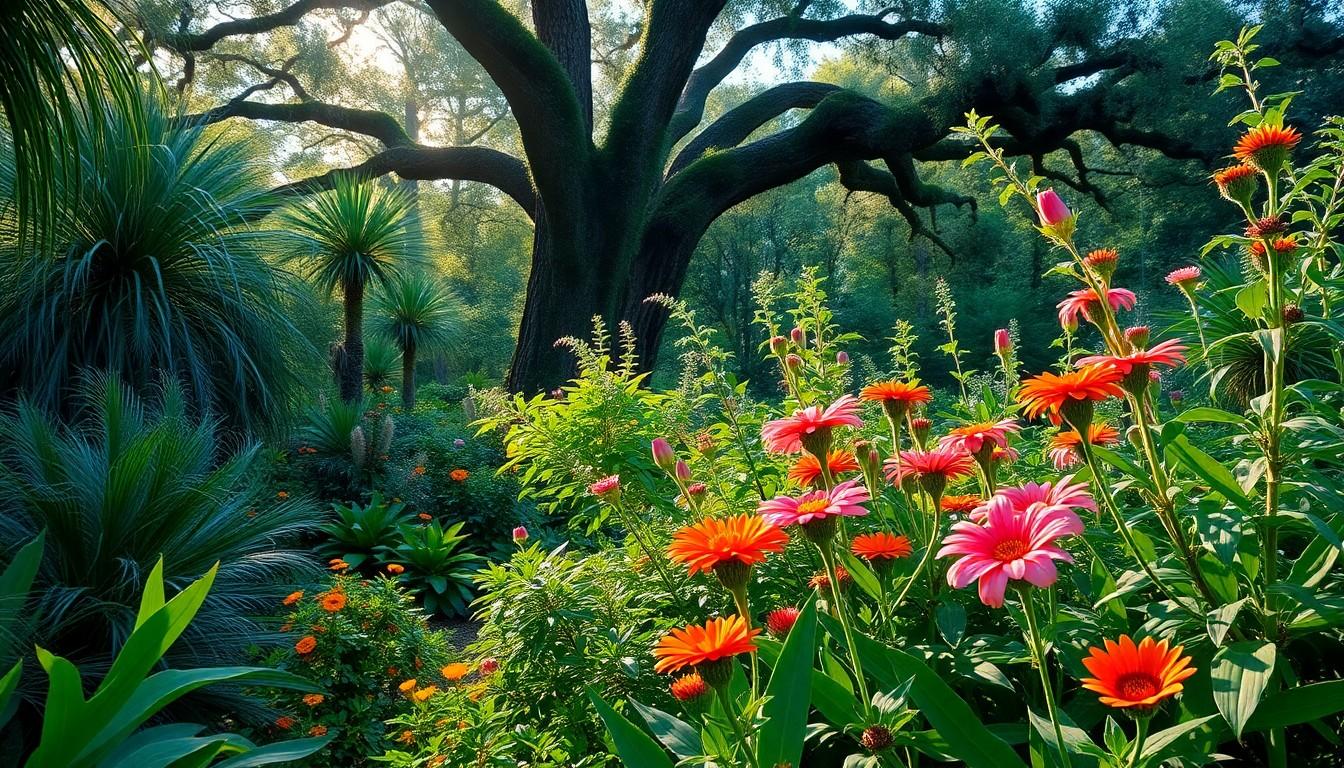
[[476, 317, 696, 531], [0, 373, 317, 727], [318, 492, 412, 570], [363, 337, 402, 391], [21, 558, 330, 767], [262, 573, 454, 766], [389, 521, 480, 617], [0, 94, 304, 432], [371, 272, 463, 363]]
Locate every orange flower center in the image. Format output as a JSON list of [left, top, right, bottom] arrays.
[[992, 538, 1029, 562], [797, 498, 830, 517], [1117, 673, 1160, 701]]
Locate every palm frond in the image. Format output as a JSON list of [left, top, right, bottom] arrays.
[[372, 271, 465, 355]]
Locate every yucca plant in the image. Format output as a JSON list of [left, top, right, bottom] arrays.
[[364, 336, 402, 392], [282, 178, 421, 403], [387, 521, 481, 617], [0, 94, 304, 433], [317, 492, 412, 569], [0, 373, 317, 728], [373, 271, 463, 409]]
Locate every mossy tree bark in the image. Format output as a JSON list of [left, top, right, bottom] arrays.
[[338, 278, 364, 403]]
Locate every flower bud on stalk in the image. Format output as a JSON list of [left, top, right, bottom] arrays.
[[910, 417, 932, 448], [768, 335, 787, 356], [1083, 249, 1119, 283], [651, 438, 676, 471], [1035, 189, 1076, 242], [790, 327, 806, 348]]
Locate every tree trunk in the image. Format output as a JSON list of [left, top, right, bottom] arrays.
[[402, 340, 417, 410], [339, 279, 364, 402]]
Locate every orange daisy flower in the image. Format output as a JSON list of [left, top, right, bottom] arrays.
[[319, 591, 347, 612], [328, 558, 349, 571], [308, 724, 328, 737], [1212, 163, 1259, 205], [303, 693, 325, 707], [1233, 123, 1301, 173], [652, 615, 761, 677], [413, 686, 438, 702], [808, 565, 851, 591], [669, 672, 710, 702], [860, 380, 932, 421], [851, 532, 913, 561], [1080, 635, 1196, 710], [450, 468, 469, 481], [398, 679, 418, 693], [666, 514, 788, 584], [1018, 363, 1125, 426], [1048, 422, 1121, 470], [275, 716, 296, 730], [787, 450, 860, 487], [283, 590, 304, 606], [441, 663, 470, 681], [386, 563, 405, 575], [940, 494, 983, 514], [295, 636, 317, 655]]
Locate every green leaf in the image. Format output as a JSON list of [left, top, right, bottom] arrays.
[[1245, 681, 1344, 732], [629, 700, 701, 760], [0, 661, 22, 730], [1253, 329, 1284, 365], [1207, 598, 1249, 647], [1211, 641, 1277, 739], [1166, 435, 1252, 513], [837, 552, 882, 601], [588, 688, 674, 768], [211, 734, 336, 768], [1140, 715, 1220, 762], [1025, 706, 1106, 766], [827, 619, 1029, 768], [1176, 407, 1253, 429], [936, 602, 966, 647], [757, 598, 817, 768], [1235, 282, 1269, 320]]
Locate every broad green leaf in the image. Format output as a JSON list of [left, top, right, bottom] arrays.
[[1235, 282, 1269, 320], [1176, 407, 1253, 429], [588, 688, 675, 768], [757, 598, 817, 768], [1197, 552, 1240, 603], [0, 531, 45, 661], [0, 661, 21, 730], [210, 734, 335, 768], [1207, 598, 1249, 647], [1166, 435, 1252, 514], [936, 602, 966, 647], [629, 700, 701, 760], [1245, 681, 1344, 732], [1025, 706, 1106, 767], [837, 552, 882, 601], [1211, 641, 1277, 739], [1140, 715, 1220, 762]]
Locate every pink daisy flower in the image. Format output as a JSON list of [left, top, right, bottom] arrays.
[[883, 446, 976, 487], [1165, 266, 1201, 287], [756, 479, 870, 527], [938, 498, 1082, 607], [1076, 338, 1188, 375], [760, 394, 863, 454], [1057, 287, 1138, 328], [938, 418, 1020, 456]]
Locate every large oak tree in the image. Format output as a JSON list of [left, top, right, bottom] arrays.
[[145, 0, 1344, 391]]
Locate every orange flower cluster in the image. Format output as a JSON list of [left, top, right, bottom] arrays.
[[450, 468, 470, 481]]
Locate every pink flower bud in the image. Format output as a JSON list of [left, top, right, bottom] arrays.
[[836, 351, 849, 365], [784, 353, 803, 372], [674, 459, 692, 482], [512, 526, 528, 543], [686, 482, 706, 496], [479, 658, 499, 675], [651, 438, 676, 470], [1124, 326, 1150, 349], [588, 475, 621, 501], [790, 327, 806, 347], [994, 329, 1011, 355], [768, 335, 787, 355], [1036, 189, 1071, 227]]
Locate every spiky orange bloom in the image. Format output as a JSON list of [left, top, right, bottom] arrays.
[[1213, 163, 1258, 187], [941, 494, 983, 513], [283, 591, 304, 606], [1080, 635, 1196, 709], [788, 450, 860, 487], [450, 469, 469, 481], [808, 566, 851, 591], [1049, 423, 1121, 470], [851, 532, 913, 561], [652, 615, 761, 675], [441, 663, 470, 681], [328, 558, 349, 572], [386, 563, 405, 575], [319, 591, 347, 612], [667, 514, 788, 576], [398, 679, 417, 693], [308, 725, 328, 737], [1018, 364, 1125, 425], [669, 672, 710, 702], [303, 693, 325, 707], [1233, 124, 1301, 172], [413, 686, 438, 702], [295, 636, 317, 655], [860, 380, 932, 406]]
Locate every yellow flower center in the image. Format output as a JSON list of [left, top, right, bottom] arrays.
[[992, 538, 1029, 562], [796, 498, 830, 517], [1117, 673, 1160, 701]]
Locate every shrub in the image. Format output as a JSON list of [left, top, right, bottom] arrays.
[[261, 573, 457, 766], [0, 373, 316, 728], [317, 492, 413, 571], [389, 521, 481, 617]]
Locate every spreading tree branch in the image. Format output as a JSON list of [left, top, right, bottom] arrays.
[[186, 100, 414, 147], [668, 81, 840, 177], [154, 0, 394, 52]]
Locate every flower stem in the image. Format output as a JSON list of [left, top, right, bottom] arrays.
[[716, 685, 759, 768], [819, 544, 871, 715], [1021, 589, 1073, 768], [730, 586, 759, 699], [1128, 716, 1149, 768]]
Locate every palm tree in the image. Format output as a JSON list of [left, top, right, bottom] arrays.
[[282, 178, 420, 402], [373, 272, 462, 408], [0, 94, 304, 432]]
